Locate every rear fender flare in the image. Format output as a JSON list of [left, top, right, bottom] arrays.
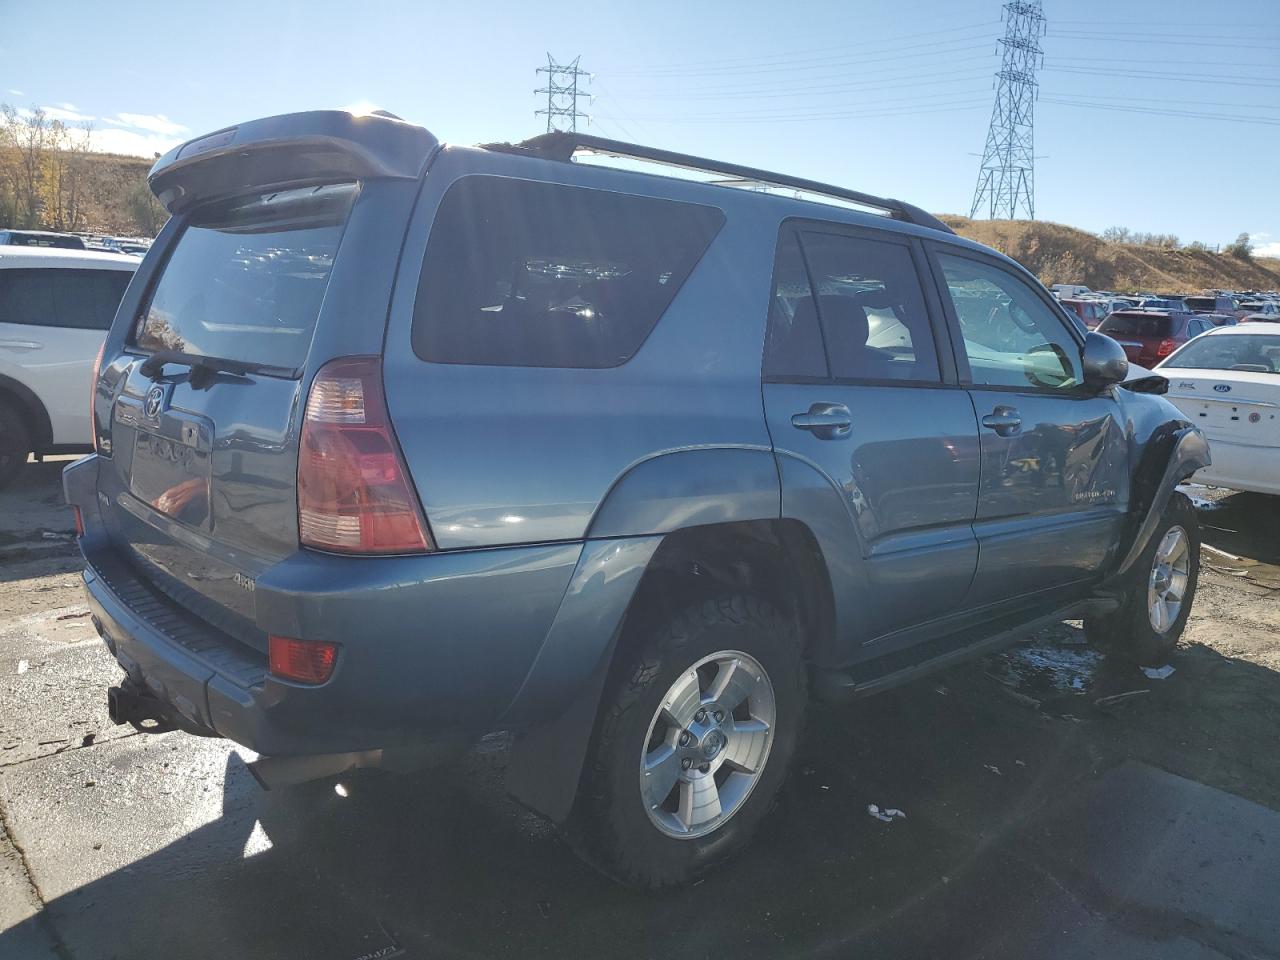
[[584, 446, 780, 540]]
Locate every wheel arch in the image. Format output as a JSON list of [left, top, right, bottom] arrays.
[[0, 373, 51, 452], [504, 516, 837, 823], [1108, 422, 1210, 581]]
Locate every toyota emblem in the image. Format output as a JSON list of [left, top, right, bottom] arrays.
[[144, 385, 165, 419]]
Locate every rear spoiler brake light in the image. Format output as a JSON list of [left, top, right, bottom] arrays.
[[148, 110, 438, 214]]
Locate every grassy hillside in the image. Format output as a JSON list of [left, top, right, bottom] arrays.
[[41, 153, 1280, 294], [940, 215, 1280, 294], [77, 152, 163, 235]]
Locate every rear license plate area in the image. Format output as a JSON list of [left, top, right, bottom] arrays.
[[130, 424, 212, 526]]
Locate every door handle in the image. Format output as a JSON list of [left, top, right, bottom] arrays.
[[981, 405, 1022, 436], [791, 402, 852, 439], [0, 339, 42, 351]]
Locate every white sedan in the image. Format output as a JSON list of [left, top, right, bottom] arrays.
[[1157, 322, 1280, 496]]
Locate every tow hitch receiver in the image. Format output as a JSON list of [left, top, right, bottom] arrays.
[[106, 681, 180, 734]]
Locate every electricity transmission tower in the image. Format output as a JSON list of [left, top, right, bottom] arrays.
[[536, 54, 591, 133], [969, 1, 1046, 220]]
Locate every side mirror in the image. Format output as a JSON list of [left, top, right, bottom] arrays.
[[1081, 331, 1129, 392]]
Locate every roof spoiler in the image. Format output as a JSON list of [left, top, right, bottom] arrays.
[[148, 110, 438, 214], [489, 131, 955, 235]]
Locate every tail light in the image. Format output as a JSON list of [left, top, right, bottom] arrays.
[[1156, 338, 1177, 358], [297, 356, 433, 554], [90, 339, 106, 451], [269, 635, 338, 684]]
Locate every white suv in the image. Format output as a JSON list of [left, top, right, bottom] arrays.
[[0, 246, 138, 487]]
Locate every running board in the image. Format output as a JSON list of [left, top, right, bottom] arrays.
[[812, 597, 1121, 702]]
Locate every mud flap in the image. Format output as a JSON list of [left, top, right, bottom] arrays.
[[504, 632, 618, 823]]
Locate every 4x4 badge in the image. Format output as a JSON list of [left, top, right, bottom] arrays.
[[145, 385, 166, 418]]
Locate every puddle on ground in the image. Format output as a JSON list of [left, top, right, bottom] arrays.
[[986, 639, 1104, 702]]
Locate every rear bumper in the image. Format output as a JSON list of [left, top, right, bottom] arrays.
[[1192, 439, 1280, 496], [65, 455, 590, 756]]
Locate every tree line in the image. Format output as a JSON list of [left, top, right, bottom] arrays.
[[1102, 225, 1255, 260], [1, 104, 167, 236], [0, 105, 96, 231]]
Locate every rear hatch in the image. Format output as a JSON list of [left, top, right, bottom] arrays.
[[1097, 311, 1179, 366], [99, 184, 358, 649]]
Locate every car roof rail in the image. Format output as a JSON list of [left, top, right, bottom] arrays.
[[489, 131, 955, 235]]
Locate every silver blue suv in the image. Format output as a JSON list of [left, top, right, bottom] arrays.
[[64, 110, 1209, 888]]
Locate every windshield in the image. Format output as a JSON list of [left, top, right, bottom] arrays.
[[1162, 334, 1280, 372], [133, 183, 357, 371]]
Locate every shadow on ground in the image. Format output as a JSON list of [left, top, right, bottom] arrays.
[[4, 637, 1279, 960]]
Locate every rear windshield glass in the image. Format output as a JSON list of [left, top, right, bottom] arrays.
[[1163, 334, 1280, 372], [0, 268, 133, 330], [133, 183, 356, 370], [412, 176, 725, 368], [1184, 297, 1217, 311], [1098, 313, 1175, 337]]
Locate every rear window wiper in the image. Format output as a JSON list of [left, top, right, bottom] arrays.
[[139, 350, 295, 384]]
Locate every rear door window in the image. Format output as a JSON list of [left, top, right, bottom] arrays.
[[133, 183, 357, 370], [763, 230, 827, 379], [412, 176, 725, 368], [795, 231, 940, 383], [0, 268, 132, 329]]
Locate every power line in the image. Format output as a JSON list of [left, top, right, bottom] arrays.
[[604, 42, 993, 90], [592, 99, 992, 125], [1041, 97, 1280, 126], [1044, 66, 1280, 88], [604, 21, 997, 75], [971, 0, 1046, 220], [535, 54, 591, 133], [610, 64, 998, 104]]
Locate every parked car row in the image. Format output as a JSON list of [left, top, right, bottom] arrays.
[[0, 229, 152, 257]]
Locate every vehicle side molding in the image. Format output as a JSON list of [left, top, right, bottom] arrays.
[[586, 447, 780, 540]]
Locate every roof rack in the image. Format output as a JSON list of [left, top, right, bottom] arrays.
[[489, 131, 954, 235]]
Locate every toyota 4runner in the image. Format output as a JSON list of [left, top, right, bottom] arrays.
[[65, 111, 1209, 888]]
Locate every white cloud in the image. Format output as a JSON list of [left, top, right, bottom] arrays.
[[105, 112, 188, 136], [1254, 241, 1280, 259], [7, 89, 23, 97], [91, 126, 185, 158], [39, 104, 95, 124]]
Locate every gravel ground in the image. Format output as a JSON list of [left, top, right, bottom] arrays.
[[0, 461, 1278, 960]]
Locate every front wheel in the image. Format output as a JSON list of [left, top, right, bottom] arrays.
[[570, 595, 805, 888], [1086, 491, 1200, 665]]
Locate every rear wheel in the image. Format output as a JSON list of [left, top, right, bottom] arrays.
[[0, 401, 30, 491], [571, 594, 805, 888], [1086, 492, 1200, 665]]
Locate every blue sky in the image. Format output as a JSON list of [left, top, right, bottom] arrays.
[[3, 0, 1278, 252]]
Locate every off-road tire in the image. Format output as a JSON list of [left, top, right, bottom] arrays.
[[570, 594, 806, 888], [0, 401, 30, 491], [1085, 491, 1200, 666]]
